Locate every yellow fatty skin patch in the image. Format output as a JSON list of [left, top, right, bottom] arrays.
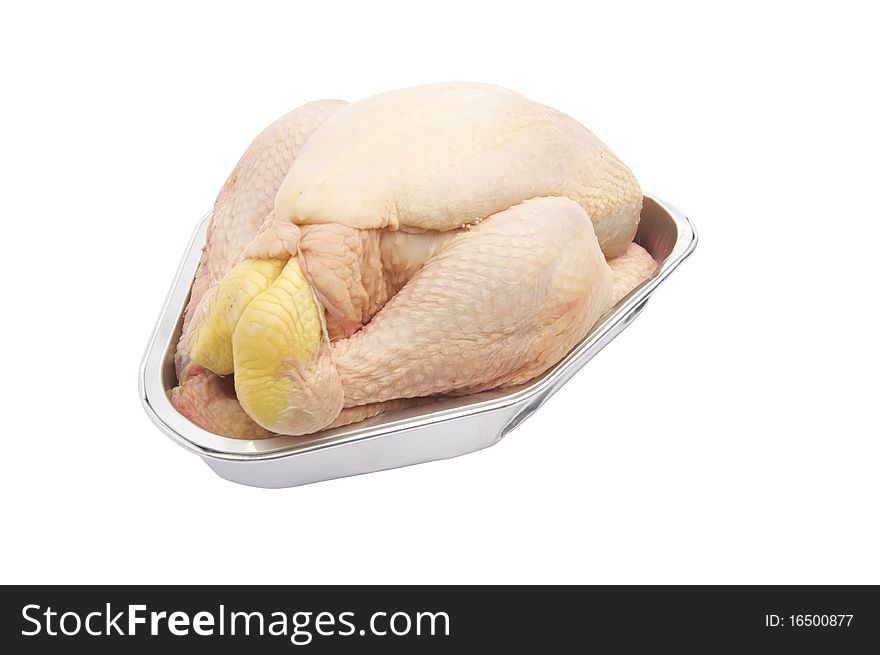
[[233, 257, 323, 429], [188, 258, 286, 375]]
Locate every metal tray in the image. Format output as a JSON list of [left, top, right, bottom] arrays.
[[140, 193, 697, 487]]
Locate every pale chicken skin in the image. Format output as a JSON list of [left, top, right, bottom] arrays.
[[172, 83, 657, 438]]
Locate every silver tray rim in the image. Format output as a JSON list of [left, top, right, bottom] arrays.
[[139, 192, 697, 463]]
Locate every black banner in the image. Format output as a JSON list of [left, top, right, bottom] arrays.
[[2, 585, 877, 652]]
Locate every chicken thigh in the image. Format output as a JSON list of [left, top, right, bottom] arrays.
[[172, 83, 657, 438]]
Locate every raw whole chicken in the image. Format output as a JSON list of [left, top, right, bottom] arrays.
[[172, 83, 658, 439]]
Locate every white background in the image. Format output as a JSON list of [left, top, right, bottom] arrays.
[[1, 1, 877, 584]]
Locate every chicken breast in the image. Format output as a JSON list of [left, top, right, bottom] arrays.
[[276, 83, 642, 257], [172, 83, 657, 438]]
